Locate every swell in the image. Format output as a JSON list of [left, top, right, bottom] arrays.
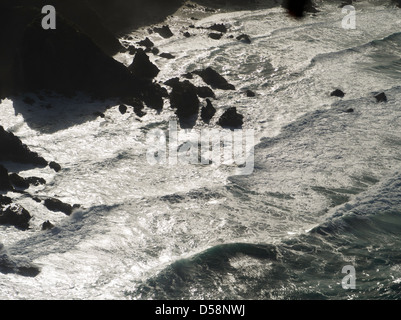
[[310, 31, 401, 68], [132, 172, 401, 300]]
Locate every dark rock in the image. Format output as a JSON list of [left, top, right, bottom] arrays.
[[344, 108, 354, 113], [119, 104, 128, 114], [0, 195, 12, 207], [0, 242, 40, 276], [183, 72, 194, 79], [153, 25, 174, 38], [159, 53, 176, 59], [208, 23, 227, 33], [128, 49, 160, 81], [141, 83, 167, 110], [201, 99, 217, 123], [193, 67, 235, 90], [43, 198, 73, 216], [0, 165, 13, 192], [8, 173, 30, 190], [0, 243, 40, 277], [0, 125, 48, 167], [196, 86, 216, 99], [0, 204, 31, 230], [49, 161, 62, 172], [121, 97, 146, 117], [151, 47, 160, 55], [246, 90, 256, 98], [169, 80, 200, 119], [236, 34, 251, 44], [246, 90, 256, 97], [41, 220, 54, 231], [375, 92, 387, 103], [164, 77, 181, 88], [93, 111, 105, 118], [209, 33, 223, 40], [128, 45, 138, 55], [183, 32, 191, 38], [25, 176, 46, 186], [331, 89, 345, 98], [16, 13, 139, 99], [283, 0, 318, 18], [137, 37, 154, 48], [218, 107, 244, 128], [32, 197, 42, 203]]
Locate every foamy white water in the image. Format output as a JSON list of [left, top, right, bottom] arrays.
[[1, 1, 401, 299]]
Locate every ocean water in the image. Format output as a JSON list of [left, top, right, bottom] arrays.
[[1, 0, 401, 299]]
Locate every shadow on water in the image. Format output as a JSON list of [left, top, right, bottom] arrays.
[[10, 92, 117, 134]]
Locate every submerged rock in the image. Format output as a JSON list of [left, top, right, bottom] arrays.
[[236, 34, 251, 44], [159, 53, 176, 59], [41, 220, 54, 231], [208, 23, 228, 33], [375, 92, 387, 103], [0, 242, 40, 277], [193, 67, 235, 90], [209, 33, 223, 40], [218, 107, 244, 128]]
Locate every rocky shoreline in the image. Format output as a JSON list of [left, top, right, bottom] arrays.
[[0, 0, 322, 276]]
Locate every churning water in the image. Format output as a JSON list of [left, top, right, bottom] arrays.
[[1, 0, 401, 299]]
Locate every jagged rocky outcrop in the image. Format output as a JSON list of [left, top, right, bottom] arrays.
[[43, 198, 75, 216], [0, 204, 32, 230], [0, 126, 48, 167], [129, 49, 160, 81], [218, 107, 244, 128], [169, 80, 200, 120]]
